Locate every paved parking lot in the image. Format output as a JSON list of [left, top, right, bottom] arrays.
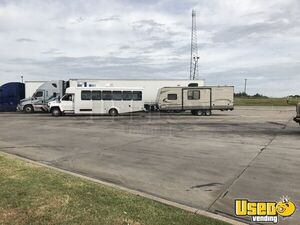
[[0, 106, 299, 224]]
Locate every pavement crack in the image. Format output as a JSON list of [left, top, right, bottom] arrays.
[[207, 117, 291, 211], [190, 183, 223, 189]]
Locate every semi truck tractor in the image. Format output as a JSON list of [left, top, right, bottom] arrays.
[[17, 80, 66, 113], [0, 82, 25, 112], [293, 103, 300, 125]]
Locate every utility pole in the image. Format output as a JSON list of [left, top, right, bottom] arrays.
[[21, 75, 24, 83], [190, 9, 199, 80], [244, 79, 247, 94]]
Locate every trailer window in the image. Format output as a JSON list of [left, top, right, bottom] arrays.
[[187, 90, 200, 100], [102, 91, 112, 100], [167, 94, 177, 100], [113, 91, 123, 100], [92, 91, 101, 100], [133, 91, 142, 101], [81, 91, 91, 100], [122, 91, 132, 100]]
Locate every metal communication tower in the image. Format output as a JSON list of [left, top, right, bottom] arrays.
[[189, 9, 199, 80]]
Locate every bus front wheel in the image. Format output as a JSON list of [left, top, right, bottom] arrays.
[[51, 108, 62, 117]]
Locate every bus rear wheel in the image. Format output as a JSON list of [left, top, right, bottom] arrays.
[[109, 108, 118, 116]]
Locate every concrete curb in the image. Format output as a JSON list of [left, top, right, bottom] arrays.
[[0, 151, 248, 225]]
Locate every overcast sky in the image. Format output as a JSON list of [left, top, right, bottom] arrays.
[[0, 0, 299, 96]]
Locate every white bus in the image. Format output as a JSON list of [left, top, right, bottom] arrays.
[[48, 87, 144, 116]]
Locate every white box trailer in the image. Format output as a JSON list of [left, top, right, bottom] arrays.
[[68, 79, 204, 110], [157, 86, 234, 116], [25, 81, 45, 98]]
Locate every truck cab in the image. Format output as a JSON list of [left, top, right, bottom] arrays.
[[0, 82, 25, 112], [293, 103, 300, 125], [18, 80, 65, 113]]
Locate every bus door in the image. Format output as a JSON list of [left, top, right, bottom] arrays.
[[79, 90, 93, 114], [92, 90, 104, 114]]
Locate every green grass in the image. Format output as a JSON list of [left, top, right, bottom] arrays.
[[234, 97, 300, 106], [0, 154, 229, 225]]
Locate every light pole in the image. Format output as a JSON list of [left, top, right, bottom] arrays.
[[244, 78, 247, 94], [21, 75, 24, 83]]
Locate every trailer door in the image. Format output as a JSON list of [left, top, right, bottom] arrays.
[[182, 88, 211, 110]]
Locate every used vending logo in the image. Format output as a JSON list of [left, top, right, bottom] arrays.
[[235, 197, 296, 223]]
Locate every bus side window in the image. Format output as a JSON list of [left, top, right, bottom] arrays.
[[81, 91, 91, 100], [92, 91, 101, 100], [122, 91, 132, 101], [112, 91, 122, 100], [133, 91, 142, 101], [102, 91, 112, 100]]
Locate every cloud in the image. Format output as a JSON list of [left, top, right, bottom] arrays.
[[15, 38, 36, 42], [41, 48, 64, 55], [95, 15, 120, 22]]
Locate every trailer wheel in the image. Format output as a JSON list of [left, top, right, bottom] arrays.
[[23, 105, 34, 113], [109, 108, 118, 116], [51, 108, 62, 117], [191, 110, 197, 115], [205, 110, 212, 116], [196, 110, 204, 116]]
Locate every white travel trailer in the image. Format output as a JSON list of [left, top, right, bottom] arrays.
[[157, 86, 234, 116], [48, 86, 145, 116], [68, 79, 204, 110]]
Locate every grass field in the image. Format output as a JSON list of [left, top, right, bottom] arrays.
[[0, 154, 229, 225], [234, 97, 300, 106]]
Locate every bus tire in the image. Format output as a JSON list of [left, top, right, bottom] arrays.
[[51, 108, 62, 117], [109, 108, 118, 116], [23, 105, 34, 113]]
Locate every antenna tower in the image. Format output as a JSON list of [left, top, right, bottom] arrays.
[[190, 9, 199, 80]]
